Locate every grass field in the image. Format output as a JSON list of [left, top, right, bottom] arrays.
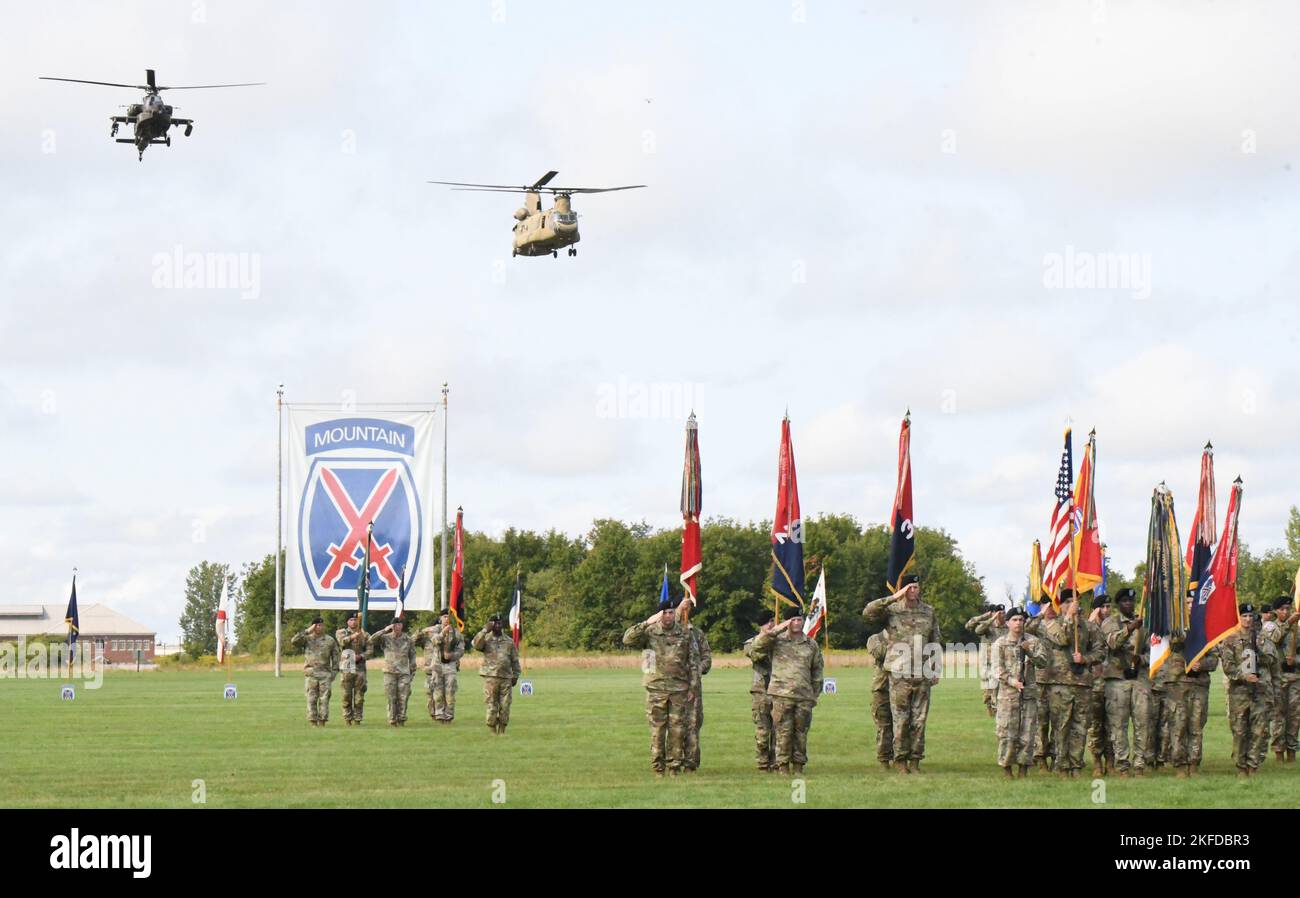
[[1, 662, 1289, 808]]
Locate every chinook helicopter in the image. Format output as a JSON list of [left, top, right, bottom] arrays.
[[428, 171, 644, 257], [39, 69, 264, 160]]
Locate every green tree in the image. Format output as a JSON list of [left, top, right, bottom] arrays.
[[179, 561, 231, 658]]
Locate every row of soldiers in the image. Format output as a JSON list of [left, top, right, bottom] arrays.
[[290, 610, 520, 732], [966, 589, 1299, 779]]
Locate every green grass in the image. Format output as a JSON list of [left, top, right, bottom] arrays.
[[0, 664, 1284, 808]]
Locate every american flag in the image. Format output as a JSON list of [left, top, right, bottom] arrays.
[[1043, 428, 1074, 603]]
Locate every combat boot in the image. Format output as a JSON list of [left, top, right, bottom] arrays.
[[879, 761, 891, 772], [1018, 764, 1030, 778], [1236, 767, 1249, 779], [791, 764, 804, 775], [909, 759, 922, 774], [1177, 765, 1191, 778], [1276, 750, 1285, 763], [1288, 751, 1296, 763], [894, 759, 910, 775], [1092, 761, 1104, 778], [1002, 765, 1015, 780]]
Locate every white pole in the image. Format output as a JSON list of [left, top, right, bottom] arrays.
[[274, 384, 284, 677], [440, 383, 449, 611]]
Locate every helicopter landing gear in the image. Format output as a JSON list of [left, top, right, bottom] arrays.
[[552, 250, 558, 258], [110, 123, 118, 137], [165, 134, 171, 147], [567, 247, 577, 257], [512, 249, 517, 257], [137, 149, 144, 162]]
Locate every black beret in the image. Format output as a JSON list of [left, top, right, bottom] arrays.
[[1006, 607, 1028, 621], [391, 616, 405, 626], [1115, 588, 1137, 601], [440, 608, 451, 616], [901, 574, 919, 586], [1059, 588, 1075, 601], [488, 613, 503, 623], [1274, 595, 1294, 610], [346, 611, 357, 620], [658, 597, 674, 612], [758, 610, 775, 625], [312, 615, 324, 624], [784, 604, 805, 621], [1092, 593, 1111, 607], [1239, 603, 1255, 615]]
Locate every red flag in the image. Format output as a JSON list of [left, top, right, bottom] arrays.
[[885, 412, 915, 592], [770, 415, 804, 608], [1185, 443, 1216, 592], [450, 507, 465, 631], [679, 414, 702, 615], [1072, 429, 1103, 593], [1185, 477, 1242, 666], [1044, 428, 1074, 605]]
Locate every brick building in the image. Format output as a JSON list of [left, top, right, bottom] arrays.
[[0, 604, 156, 663]]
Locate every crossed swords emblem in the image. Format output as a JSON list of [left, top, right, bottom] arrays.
[[317, 466, 402, 589]]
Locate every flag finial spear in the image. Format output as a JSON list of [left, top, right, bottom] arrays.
[[1089, 427, 1096, 437], [1233, 475, 1243, 485], [904, 408, 911, 422], [1205, 440, 1213, 451], [686, 411, 697, 428]]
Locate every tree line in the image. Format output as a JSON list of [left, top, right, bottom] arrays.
[[177, 508, 1300, 659]]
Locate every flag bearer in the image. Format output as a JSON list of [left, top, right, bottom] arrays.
[[368, 616, 416, 726], [991, 608, 1050, 778], [473, 614, 521, 734], [749, 606, 824, 775], [292, 616, 340, 727], [1041, 590, 1104, 778], [1221, 604, 1277, 777], [416, 609, 465, 722], [743, 614, 776, 772], [335, 612, 369, 725], [1102, 588, 1154, 777]]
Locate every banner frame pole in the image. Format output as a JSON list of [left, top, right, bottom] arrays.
[[441, 383, 449, 611], [274, 385, 284, 678]]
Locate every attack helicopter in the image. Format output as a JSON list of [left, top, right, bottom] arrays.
[[428, 171, 644, 257], [39, 69, 264, 160]]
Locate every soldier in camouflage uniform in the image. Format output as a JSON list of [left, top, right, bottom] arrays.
[[368, 616, 416, 726], [863, 573, 941, 774], [991, 608, 1050, 778], [1221, 603, 1277, 777], [1102, 588, 1155, 776], [681, 608, 712, 771], [1086, 594, 1112, 775], [415, 609, 466, 722], [1041, 590, 1104, 778], [473, 614, 521, 734], [1184, 644, 1218, 774], [866, 628, 894, 770], [623, 598, 698, 775], [1270, 596, 1299, 763], [743, 614, 777, 771], [969, 605, 1007, 718], [335, 612, 370, 725], [749, 607, 824, 775], [1152, 628, 1192, 777], [292, 615, 340, 726], [1025, 604, 1058, 771]]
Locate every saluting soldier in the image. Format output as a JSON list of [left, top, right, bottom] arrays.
[[1041, 590, 1104, 778], [681, 606, 712, 772], [866, 627, 894, 771], [991, 608, 1050, 778], [1086, 593, 1112, 776], [473, 613, 521, 734], [415, 609, 466, 723], [743, 613, 777, 772], [863, 573, 942, 773], [1269, 595, 1298, 763], [292, 615, 340, 727], [748, 606, 824, 775], [1220, 603, 1277, 777], [368, 616, 416, 726], [623, 598, 698, 775], [1101, 588, 1155, 776], [335, 612, 370, 726], [969, 604, 1008, 718]]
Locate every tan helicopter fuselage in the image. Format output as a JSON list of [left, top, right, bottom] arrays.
[[512, 192, 579, 256]]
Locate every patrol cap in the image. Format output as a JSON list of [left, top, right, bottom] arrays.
[[1274, 595, 1294, 610], [1239, 603, 1255, 615], [312, 615, 324, 624], [901, 573, 919, 586], [1006, 607, 1028, 621], [1115, 588, 1137, 602]]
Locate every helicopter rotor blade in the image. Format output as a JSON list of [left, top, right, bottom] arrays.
[[146, 69, 156, 89], [156, 82, 266, 90], [549, 185, 646, 194], [429, 180, 536, 190], [532, 170, 559, 188], [39, 76, 148, 90]]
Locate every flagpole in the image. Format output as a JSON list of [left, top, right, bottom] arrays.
[[441, 383, 449, 612], [274, 384, 284, 678]]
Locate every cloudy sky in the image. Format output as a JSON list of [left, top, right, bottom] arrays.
[[3, 1, 1298, 642]]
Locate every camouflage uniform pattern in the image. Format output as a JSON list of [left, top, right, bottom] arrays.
[[415, 623, 465, 721], [750, 625, 824, 771], [1152, 635, 1190, 769], [969, 611, 1008, 715], [866, 630, 893, 765], [743, 633, 775, 770], [334, 626, 370, 723], [990, 631, 1050, 768], [1270, 616, 1299, 755], [684, 624, 712, 770], [623, 618, 698, 773], [863, 595, 941, 764], [1040, 610, 1103, 772], [1025, 616, 1056, 767], [1184, 646, 1218, 767], [291, 627, 340, 724], [1102, 610, 1155, 774], [368, 629, 416, 725], [472, 628, 521, 732], [1220, 624, 1277, 771]]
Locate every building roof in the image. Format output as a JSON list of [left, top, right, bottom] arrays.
[[0, 603, 155, 638]]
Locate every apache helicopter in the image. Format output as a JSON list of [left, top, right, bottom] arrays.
[[39, 69, 264, 161], [428, 171, 644, 257]]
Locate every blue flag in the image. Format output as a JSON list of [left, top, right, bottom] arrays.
[[659, 564, 670, 607], [65, 574, 79, 662]]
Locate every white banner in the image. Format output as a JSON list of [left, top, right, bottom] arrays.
[[284, 407, 437, 612]]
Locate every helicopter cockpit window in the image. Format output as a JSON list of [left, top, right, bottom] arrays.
[[554, 212, 577, 225]]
